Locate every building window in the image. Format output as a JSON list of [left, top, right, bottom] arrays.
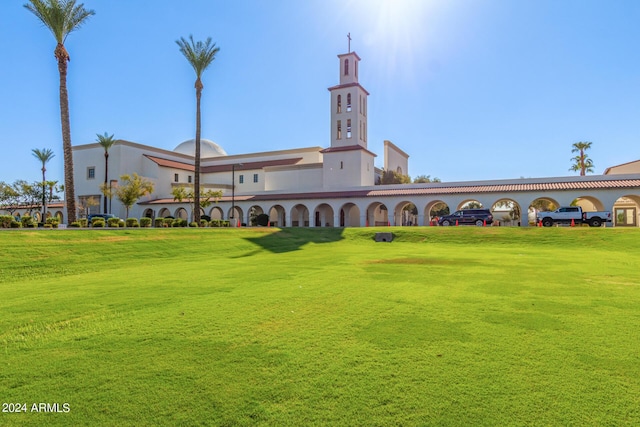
[[188, 175, 192, 184], [239, 174, 244, 184], [347, 119, 352, 139], [337, 95, 342, 113], [87, 167, 95, 179], [347, 93, 352, 112], [174, 173, 179, 182], [355, 60, 358, 78], [344, 58, 349, 75], [337, 120, 342, 139], [253, 174, 258, 183], [340, 161, 344, 169]]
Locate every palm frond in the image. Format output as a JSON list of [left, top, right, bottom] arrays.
[[176, 35, 220, 78], [24, 0, 94, 44]]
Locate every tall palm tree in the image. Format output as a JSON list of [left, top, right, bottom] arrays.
[[176, 35, 220, 224], [96, 132, 116, 213], [570, 141, 595, 176], [25, 0, 95, 224], [32, 148, 55, 220]]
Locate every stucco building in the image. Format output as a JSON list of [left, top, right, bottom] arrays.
[[67, 49, 640, 228]]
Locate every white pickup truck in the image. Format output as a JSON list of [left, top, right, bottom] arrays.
[[536, 206, 612, 227]]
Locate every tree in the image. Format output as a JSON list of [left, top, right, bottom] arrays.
[[171, 186, 222, 223], [25, 0, 95, 224], [31, 148, 55, 219], [0, 182, 21, 215], [96, 132, 116, 213], [115, 173, 155, 218], [176, 35, 220, 225], [413, 174, 441, 183], [569, 141, 595, 176], [379, 169, 411, 185]]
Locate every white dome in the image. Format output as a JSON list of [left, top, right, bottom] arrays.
[[173, 138, 227, 157]]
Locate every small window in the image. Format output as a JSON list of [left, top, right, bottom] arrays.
[[253, 174, 258, 183], [188, 175, 192, 184], [347, 93, 352, 112], [87, 167, 95, 179], [337, 95, 342, 113], [337, 120, 342, 139], [355, 60, 358, 78], [340, 161, 344, 170], [347, 119, 352, 139], [239, 174, 244, 184], [344, 58, 349, 75], [174, 173, 179, 183]]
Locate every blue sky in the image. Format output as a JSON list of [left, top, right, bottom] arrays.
[[1, 0, 639, 185]]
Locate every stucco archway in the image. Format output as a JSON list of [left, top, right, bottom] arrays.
[[269, 205, 286, 227], [314, 203, 334, 227], [291, 204, 310, 227], [366, 202, 389, 226]]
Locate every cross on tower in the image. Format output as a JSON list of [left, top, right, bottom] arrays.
[[347, 33, 352, 52]]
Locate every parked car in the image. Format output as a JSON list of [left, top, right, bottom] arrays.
[[535, 206, 612, 227], [438, 209, 493, 226], [87, 213, 115, 224]]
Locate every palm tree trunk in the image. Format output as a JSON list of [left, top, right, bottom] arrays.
[[42, 166, 47, 220], [56, 43, 77, 224], [104, 152, 109, 213], [194, 81, 202, 224]]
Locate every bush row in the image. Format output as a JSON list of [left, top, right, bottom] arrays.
[[1, 215, 234, 229], [0, 215, 60, 229]]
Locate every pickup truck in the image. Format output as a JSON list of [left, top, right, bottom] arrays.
[[536, 206, 612, 227]]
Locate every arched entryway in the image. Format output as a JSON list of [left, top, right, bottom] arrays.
[[314, 203, 334, 227], [269, 205, 286, 227], [291, 204, 310, 227]]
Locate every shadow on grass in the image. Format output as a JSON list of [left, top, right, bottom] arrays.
[[243, 228, 345, 254]]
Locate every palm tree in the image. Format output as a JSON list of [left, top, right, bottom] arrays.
[[31, 148, 55, 220], [25, 0, 95, 224], [96, 132, 116, 213], [176, 35, 220, 225], [569, 141, 595, 176]]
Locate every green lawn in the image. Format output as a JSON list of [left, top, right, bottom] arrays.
[[1, 227, 639, 426]]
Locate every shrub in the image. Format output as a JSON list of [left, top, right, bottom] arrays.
[[222, 220, 230, 227], [69, 222, 81, 228], [200, 219, 209, 227], [210, 219, 221, 227], [21, 216, 36, 228], [140, 217, 152, 227], [46, 217, 59, 228], [79, 218, 88, 228], [154, 218, 164, 228], [189, 221, 198, 227], [172, 219, 188, 227], [92, 219, 105, 228], [107, 217, 120, 227], [0, 215, 14, 228], [118, 219, 125, 228], [126, 218, 139, 227], [10, 220, 21, 228], [201, 214, 211, 222], [164, 218, 174, 228], [43, 223, 52, 228], [256, 213, 270, 226]]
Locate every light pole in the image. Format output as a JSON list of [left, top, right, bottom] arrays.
[[231, 163, 243, 225], [109, 179, 118, 214]]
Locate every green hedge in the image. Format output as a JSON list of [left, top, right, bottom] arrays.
[[140, 217, 152, 227], [126, 218, 140, 227]]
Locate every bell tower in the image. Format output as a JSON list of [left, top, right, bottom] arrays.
[[323, 36, 376, 188], [328, 50, 369, 149]]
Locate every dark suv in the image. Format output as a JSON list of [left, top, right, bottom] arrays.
[[87, 213, 115, 224], [437, 209, 493, 226]]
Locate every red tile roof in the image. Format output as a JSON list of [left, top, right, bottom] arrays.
[[143, 155, 304, 172]]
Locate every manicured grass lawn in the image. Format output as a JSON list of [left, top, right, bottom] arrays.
[[1, 227, 639, 426]]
